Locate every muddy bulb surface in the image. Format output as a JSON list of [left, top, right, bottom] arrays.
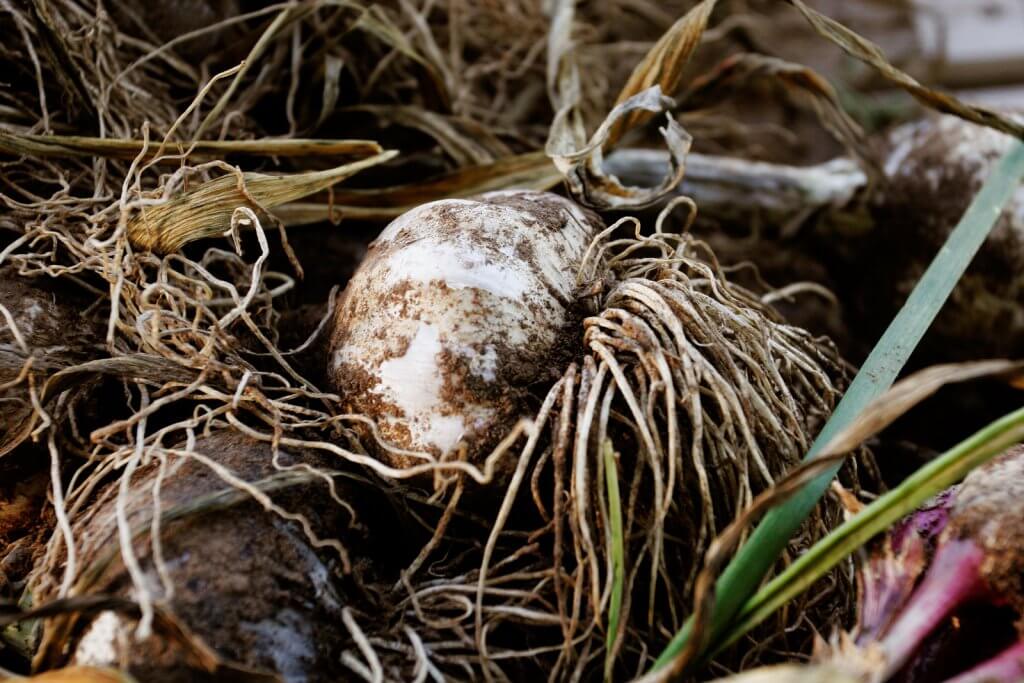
[[36, 432, 357, 683], [865, 113, 1024, 360], [328, 190, 603, 469]]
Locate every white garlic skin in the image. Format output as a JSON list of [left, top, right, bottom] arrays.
[[328, 191, 602, 466]]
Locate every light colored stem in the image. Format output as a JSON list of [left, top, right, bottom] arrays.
[[275, 149, 866, 227], [602, 148, 866, 219]]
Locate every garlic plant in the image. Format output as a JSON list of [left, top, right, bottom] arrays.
[[324, 190, 860, 676]]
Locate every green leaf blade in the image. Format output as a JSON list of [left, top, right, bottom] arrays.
[[721, 404, 1024, 653], [604, 440, 626, 681]]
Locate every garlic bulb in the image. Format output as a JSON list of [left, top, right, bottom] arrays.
[[328, 191, 602, 467], [36, 432, 361, 683], [1, 270, 101, 456], [861, 113, 1024, 361]]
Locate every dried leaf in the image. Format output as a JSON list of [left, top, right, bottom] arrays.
[[814, 360, 1024, 458], [784, 0, 1024, 140], [547, 86, 693, 210], [126, 151, 396, 253], [278, 145, 867, 226], [0, 131, 383, 161], [273, 150, 562, 224], [606, 0, 717, 147], [545, 0, 714, 210]]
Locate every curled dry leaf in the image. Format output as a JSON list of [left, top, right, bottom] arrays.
[[546, 0, 708, 159], [277, 148, 868, 226], [279, 0, 1024, 229], [605, 0, 716, 147], [546, 0, 1024, 214], [544, 0, 714, 210], [547, 86, 693, 210], [126, 150, 397, 253]]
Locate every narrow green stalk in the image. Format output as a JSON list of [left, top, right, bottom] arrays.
[[604, 440, 626, 681], [719, 405, 1024, 652], [650, 139, 1024, 673]]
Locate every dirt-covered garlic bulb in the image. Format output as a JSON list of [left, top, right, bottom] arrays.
[[1, 270, 101, 456], [34, 431, 369, 683], [328, 191, 602, 468], [856, 114, 1024, 360]]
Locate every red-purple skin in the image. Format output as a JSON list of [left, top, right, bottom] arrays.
[[849, 446, 1024, 682]]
